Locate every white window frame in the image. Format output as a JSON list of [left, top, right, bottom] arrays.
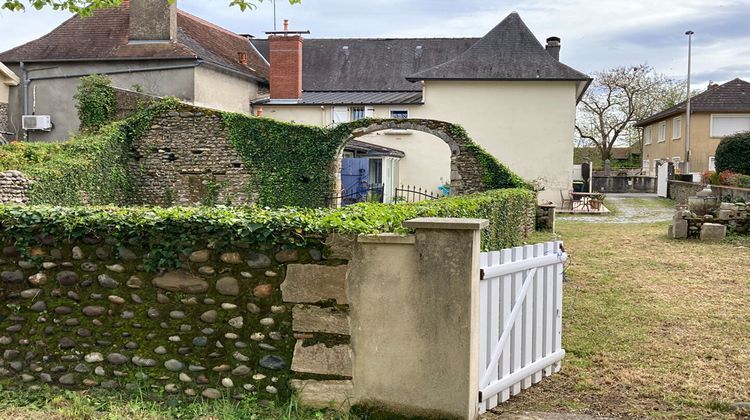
[[708, 156, 716, 172], [709, 114, 750, 138], [642, 159, 650, 176], [350, 106, 365, 121], [672, 116, 681, 139], [658, 122, 666, 142], [644, 126, 652, 145]]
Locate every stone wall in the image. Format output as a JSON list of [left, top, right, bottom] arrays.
[[592, 175, 656, 193], [130, 110, 255, 206], [0, 234, 353, 403], [669, 180, 750, 204], [0, 102, 8, 134], [535, 204, 556, 232], [0, 170, 31, 205]]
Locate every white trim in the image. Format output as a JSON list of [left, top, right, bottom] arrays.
[[389, 108, 409, 119], [672, 116, 681, 139], [0, 62, 20, 86], [709, 113, 750, 138], [644, 126, 652, 145], [708, 156, 716, 172]]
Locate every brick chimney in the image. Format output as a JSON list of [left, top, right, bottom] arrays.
[[545, 36, 561, 60], [267, 20, 307, 100], [128, 0, 177, 43]]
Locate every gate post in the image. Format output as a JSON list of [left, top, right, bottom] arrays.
[[349, 217, 487, 420]]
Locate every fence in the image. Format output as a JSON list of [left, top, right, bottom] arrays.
[[394, 185, 441, 203], [478, 241, 567, 413], [325, 183, 384, 208]]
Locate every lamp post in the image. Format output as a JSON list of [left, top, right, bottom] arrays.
[[685, 30, 694, 175]]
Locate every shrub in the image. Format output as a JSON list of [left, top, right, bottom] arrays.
[[715, 131, 750, 175], [74, 74, 118, 131]]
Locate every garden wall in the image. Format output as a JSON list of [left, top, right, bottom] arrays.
[[592, 175, 656, 193], [669, 180, 750, 204], [0, 171, 30, 205], [0, 102, 8, 133]]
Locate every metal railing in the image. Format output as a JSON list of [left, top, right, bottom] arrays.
[[325, 183, 384, 208], [393, 185, 440, 203]]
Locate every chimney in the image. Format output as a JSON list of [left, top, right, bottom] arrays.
[[238, 52, 249, 65], [545, 36, 561, 60], [128, 0, 177, 43], [267, 20, 309, 100]]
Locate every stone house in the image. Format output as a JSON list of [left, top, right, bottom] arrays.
[[0, 0, 269, 142], [0, 62, 19, 138], [251, 13, 591, 204], [636, 78, 750, 175]]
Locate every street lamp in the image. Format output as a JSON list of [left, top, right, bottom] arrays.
[[685, 30, 694, 175]]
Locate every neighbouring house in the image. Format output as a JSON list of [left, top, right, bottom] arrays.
[[0, 62, 19, 138], [251, 13, 591, 205], [574, 147, 641, 168], [636, 78, 750, 176], [0, 0, 268, 142]]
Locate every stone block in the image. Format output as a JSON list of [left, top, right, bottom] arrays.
[[291, 340, 352, 377], [671, 219, 688, 239], [289, 379, 353, 410], [718, 210, 736, 220], [152, 271, 209, 293], [292, 305, 350, 335], [281, 264, 348, 304], [324, 234, 355, 260], [700, 223, 726, 241]]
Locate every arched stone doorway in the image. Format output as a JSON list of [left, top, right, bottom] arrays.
[[332, 119, 496, 203]]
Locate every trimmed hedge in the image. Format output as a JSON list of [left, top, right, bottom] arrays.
[[715, 131, 750, 175], [0, 188, 535, 271]]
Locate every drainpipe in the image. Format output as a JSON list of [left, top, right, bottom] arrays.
[[20, 61, 30, 140]]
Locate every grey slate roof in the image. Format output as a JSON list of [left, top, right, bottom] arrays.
[[344, 140, 405, 158], [407, 13, 589, 83], [255, 90, 423, 105], [635, 78, 750, 127], [252, 37, 478, 91]]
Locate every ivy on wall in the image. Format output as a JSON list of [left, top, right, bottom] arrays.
[[0, 188, 535, 274]]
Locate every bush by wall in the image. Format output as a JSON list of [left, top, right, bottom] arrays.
[[715, 131, 750, 175], [74, 74, 118, 132]]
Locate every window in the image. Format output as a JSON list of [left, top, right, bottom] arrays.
[[644, 126, 652, 145], [708, 156, 716, 172], [390, 109, 409, 119], [658, 122, 666, 142], [332, 106, 349, 124], [350, 107, 365, 121], [710, 114, 750, 137], [672, 116, 681, 139], [642, 159, 650, 175]]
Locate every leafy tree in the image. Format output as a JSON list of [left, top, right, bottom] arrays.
[[1, 0, 300, 15], [575, 64, 686, 161], [715, 131, 750, 175]]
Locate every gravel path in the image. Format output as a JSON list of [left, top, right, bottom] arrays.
[[556, 194, 674, 224]]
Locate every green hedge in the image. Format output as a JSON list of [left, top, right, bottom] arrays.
[[0, 188, 535, 271], [715, 131, 750, 175]]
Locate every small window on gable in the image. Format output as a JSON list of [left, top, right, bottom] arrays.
[[658, 122, 666, 142], [672, 116, 681, 139], [644, 126, 652, 145], [390, 109, 409, 119]]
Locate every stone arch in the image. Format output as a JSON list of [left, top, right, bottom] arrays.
[[333, 119, 492, 197]]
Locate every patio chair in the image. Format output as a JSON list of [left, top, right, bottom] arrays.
[[560, 189, 573, 210]]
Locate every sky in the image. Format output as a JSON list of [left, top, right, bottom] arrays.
[[0, 0, 748, 89]]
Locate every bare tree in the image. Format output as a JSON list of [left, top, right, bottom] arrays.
[[576, 64, 685, 161]]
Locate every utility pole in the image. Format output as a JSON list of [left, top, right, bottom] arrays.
[[685, 30, 694, 175], [273, 0, 277, 31]]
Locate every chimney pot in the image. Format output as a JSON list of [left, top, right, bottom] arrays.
[[283, 19, 289, 31], [545, 36, 561, 61], [238, 52, 248, 65]]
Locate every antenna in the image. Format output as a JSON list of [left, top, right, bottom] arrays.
[[273, 0, 277, 31]]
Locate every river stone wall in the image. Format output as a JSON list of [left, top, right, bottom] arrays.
[[0, 102, 9, 134], [0, 234, 353, 404], [0, 171, 31, 205]]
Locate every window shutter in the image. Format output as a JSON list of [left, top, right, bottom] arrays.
[[365, 106, 375, 118], [333, 107, 349, 124]]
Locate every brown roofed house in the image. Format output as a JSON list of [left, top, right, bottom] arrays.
[[636, 78, 750, 175], [0, 0, 269, 141]]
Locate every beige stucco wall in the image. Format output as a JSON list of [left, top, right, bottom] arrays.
[[0, 84, 9, 103], [193, 66, 257, 114], [641, 112, 719, 174], [418, 81, 577, 204]]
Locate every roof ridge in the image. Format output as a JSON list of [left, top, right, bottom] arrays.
[[177, 9, 250, 45]]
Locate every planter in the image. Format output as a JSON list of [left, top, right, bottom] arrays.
[[590, 199, 602, 211]]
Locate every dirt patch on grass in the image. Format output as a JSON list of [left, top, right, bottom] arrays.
[[498, 219, 750, 418]]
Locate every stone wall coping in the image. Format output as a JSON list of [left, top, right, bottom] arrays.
[[357, 233, 416, 244], [403, 217, 489, 230], [538, 203, 557, 209]]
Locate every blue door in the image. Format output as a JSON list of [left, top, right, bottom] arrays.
[[341, 158, 369, 203]]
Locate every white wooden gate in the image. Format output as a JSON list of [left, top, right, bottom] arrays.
[[478, 241, 567, 413], [657, 162, 669, 198]]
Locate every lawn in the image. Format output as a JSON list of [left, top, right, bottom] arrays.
[[493, 212, 750, 418]]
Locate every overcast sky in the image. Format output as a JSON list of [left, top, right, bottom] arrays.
[[1, 0, 748, 89]]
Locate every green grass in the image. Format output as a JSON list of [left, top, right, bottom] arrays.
[[0, 386, 356, 420], [493, 217, 750, 419]]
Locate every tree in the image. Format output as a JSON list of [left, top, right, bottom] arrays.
[[575, 64, 686, 162], [1, 0, 300, 15]]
